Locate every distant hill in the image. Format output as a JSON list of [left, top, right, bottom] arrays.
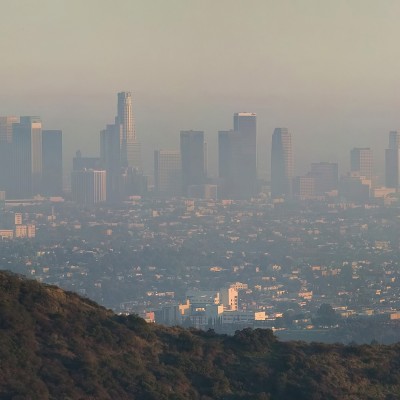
[[1, 271, 400, 399]]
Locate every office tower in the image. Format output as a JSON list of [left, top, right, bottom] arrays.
[[339, 174, 371, 203], [310, 162, 338, 195], [271, 128, 293, 199], [12, 116, 42, 198], [99, 92, 142, 200], [100, 124, 122, 201], [0, 116, 19, 192], [218, 113, 257, 198], [219, 288, 238, 311], [71, 169, 106, 205], [0, 191, 5, 227], [292, 176, 315, 199], [350, 148, 373, 180], [233, 112, 257, 196], [180, 130, 207, 195], [154, 150, 182, 196], [42, 130, 63, 196], [0, 116, 19, 143], [389, 131, 400, 149], [218, 130, 234, 180], [120, 167, 148, 197], [116, 92, 141, 169], [386, 131, 400, 189]]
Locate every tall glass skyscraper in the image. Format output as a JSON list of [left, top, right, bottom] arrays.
[[0, 116, 19, 194], [218, 113, 257, 198], [12, 116, 42, 198], [350, 147, 373, 180], [180, 130, 207, 195], [271, 128, 293, 199], [385, 131, 400, 189], [42, 130, 63, 196], [116, 92, 141, 169]]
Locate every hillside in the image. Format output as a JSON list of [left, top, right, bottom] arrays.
[[0, 271, 400, 399]]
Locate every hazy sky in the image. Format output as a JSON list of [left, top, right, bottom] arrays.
[[2, 0, 400, 179]]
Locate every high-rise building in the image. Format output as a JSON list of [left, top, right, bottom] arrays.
[[42, 130, 63, 196], [292, 176, 315, 199], [98, 92, 142, 201], [0, 116, 19, 144], [100, 124, 122, 201], [350, 148, 373, 180], [233, 112, 257, 196], [271, 128, 293, 199], [116, 92, 141, 169], [71, 169, 106, 205], [339, 174, 371, 203], [11, 116, 42, 198], [180, 130, 207, 194], [310, 162, 338, 195], [154, 150, 182, 196], [0, 116, 19, 192], [218, 113, 257, 198], [386, 131, 400, 189], [218, 130, 234, 181]]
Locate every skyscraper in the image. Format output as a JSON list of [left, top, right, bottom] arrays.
[[292, 176, 315, 199], [180, 130, 207, 194], [116, 92, 141, 169], [310, 162, 338, 195], [218, 113, 257, 198], [218, 130, 234, 181], [98, 92, 143, 201], [100, 124, 122, 201], [271, 128, 293, 199], [42, 130, 63, 196], [233, 112, 257, 196], [350, 148, 373, 180], [0, 116, 19, 193], [12, 116, 42, 198], [71, 169, 106, 205], [0, 116, 19, 144], [385, 131, 400, 189], [154, 150, 182, 196]]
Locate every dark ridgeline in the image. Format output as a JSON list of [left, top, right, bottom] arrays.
[[1, 270, 400, 399]]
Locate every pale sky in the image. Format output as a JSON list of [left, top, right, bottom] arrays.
[[2, 0, 400, 179]]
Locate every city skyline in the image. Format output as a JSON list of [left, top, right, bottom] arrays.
[[2, 1, 400, 179], [4, 99, 400, 198]]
